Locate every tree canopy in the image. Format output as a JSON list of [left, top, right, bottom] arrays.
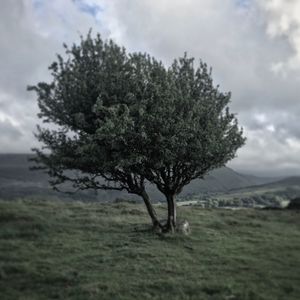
[[28, 32, 245, 232]]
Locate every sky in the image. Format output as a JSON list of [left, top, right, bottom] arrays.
[[1, 0, 300, 177]]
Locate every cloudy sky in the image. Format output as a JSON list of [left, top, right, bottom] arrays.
[[1, 0, 300, 177]]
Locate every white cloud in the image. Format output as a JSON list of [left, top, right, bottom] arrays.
[[229, 127, 300, 176], [256, 0, 300, 73]]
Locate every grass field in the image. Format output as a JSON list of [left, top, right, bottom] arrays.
[[0, 199, 299, 300]]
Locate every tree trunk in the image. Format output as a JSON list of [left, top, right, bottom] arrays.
[[141, 190, 162, 229], [166, 193, 176, 233]]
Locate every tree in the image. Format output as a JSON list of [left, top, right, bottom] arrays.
[[28, 32, 245, 233], [132, 56, 246, 231]]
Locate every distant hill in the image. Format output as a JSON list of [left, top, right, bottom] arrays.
[[198, 175, 300, 208], [262, 176, 300, 187], [229, 175, 300, 193], [0, 154, 277, 202], [181, 167, 275, 195]]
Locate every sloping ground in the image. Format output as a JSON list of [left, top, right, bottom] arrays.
[[0, 199, 299, 300], [0, 154, 276, 202], [212, 176, 300, 207], [230, 176, 300, 193], [262, 176, 300, 188]]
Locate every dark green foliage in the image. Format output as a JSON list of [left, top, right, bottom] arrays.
[[0, 200, 300, 299], [137, 56, 246, 191], [28, 32, 245, 230], [287, 198, 300, 209]]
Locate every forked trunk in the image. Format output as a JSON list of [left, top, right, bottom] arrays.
[[166, 194, 176, 233], [141, 190, 162, 229]]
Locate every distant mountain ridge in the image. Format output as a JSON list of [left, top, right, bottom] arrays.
[[229, 175, 300, 193], [0, 154, 278, 202], [265, 176, 300, 187]]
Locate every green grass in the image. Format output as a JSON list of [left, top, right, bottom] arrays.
[[0, 199, 299, 300]]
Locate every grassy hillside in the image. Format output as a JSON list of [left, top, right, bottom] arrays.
[[0, 199, 299, 300]]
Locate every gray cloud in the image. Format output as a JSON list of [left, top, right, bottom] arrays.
[[0, 0, 300, 176], [0, 0, 105, 152], [0, 120, 22, 139]]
